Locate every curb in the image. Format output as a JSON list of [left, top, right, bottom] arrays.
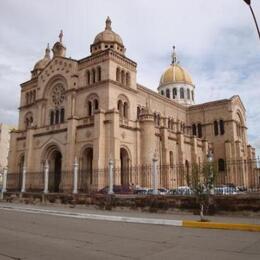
[[0, 204, 260, 232], [183, 220, 260, 232]]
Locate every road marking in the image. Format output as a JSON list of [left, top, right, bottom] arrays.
[[0, 205, 183, 227]]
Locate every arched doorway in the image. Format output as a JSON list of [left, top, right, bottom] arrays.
[[80, 147, 93, 192], [49, 150, 62, 192], [17, 154, 25, 191], [120, 148, 130, 186]]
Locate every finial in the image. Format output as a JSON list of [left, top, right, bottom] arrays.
[[171, 45, 177, 65], [105, 16, 112, 30], [59, 30, 63, 43], [45, 43, 50, 58]]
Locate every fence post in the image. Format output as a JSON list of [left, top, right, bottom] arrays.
[[21, 164, 26, 193], [44, 160, 49, 194], [152, 153, 159, 195], [108, 159, 114, 194], [73, 157, 78, 194]]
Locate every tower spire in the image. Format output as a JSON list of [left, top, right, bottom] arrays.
[[171, 45, 177, 65], [45, 43, 50, 59], [105, 16, 112, 30]]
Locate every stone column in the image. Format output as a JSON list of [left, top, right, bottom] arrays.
[[152, 153, 159, 195], [44, 160, 49, 194], [73, 157, 78, 194], [108, 159, 114, 195], [21, 164, 26, 193]]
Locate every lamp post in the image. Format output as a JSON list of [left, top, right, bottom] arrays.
[[243, 0, 260, 40], [207, 150, 214, 195]]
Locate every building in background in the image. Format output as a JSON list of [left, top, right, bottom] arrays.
[[7, 18, 259, 193], [0, 123, 15, 184]]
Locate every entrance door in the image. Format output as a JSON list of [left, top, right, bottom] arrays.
[[120, 148, 130, 186], [49, 151, 62, 192]]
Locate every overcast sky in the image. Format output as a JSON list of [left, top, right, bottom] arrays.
[[0, 0, 260, 155]]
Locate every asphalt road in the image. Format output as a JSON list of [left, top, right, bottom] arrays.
[[0, 207, 259, 260]]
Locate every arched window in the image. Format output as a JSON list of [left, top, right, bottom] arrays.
[[121, 70, 125, 85], [126, 72, 130, 87], [88, 101, 92, 116], [25, 112, 33, 129], [172, 88, 177, 99], [116, 68, 120, 82], [192, 124, 197, 136], [170, 151, 174, 168], [197, 123, 202, 138], [166, 89, 170, 98], [92, 69, 96, 84], [156, 114, 160, 126], [180, 88, 184, 99], [94, 99, 99, 110], [214, 120, 219, 136], [123, 102, 128, 118], [50, 110, 55, 125], [137, 107, 141, 120], [87, 71, 91, 85], [118, 100, 123, 117], [161, 90, 164, 96], [218, 159, 225, 172], [220, 120, 225, 135], [55, 110, 60, 124], [187, 89, 190, 100], [191, 90, 194, 101], [97, 67, 101, 82], [60, 108, 65, 123], [168, 118, 171, 129]]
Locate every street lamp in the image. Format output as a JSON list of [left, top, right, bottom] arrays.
[[243, 0, 260, 40]]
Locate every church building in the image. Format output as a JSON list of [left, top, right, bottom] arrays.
[[7, 17, 257, 192]]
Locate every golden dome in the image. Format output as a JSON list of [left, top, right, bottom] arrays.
[[93, 17, 124, 46], [159, 63, 193, 86]]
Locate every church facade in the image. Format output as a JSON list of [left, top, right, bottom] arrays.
[[7, 18, 257, 192]]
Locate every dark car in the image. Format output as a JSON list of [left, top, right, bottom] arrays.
[[98, 185, 133, 194]]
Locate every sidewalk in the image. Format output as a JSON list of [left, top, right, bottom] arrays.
[[0, 201, 260, 232]]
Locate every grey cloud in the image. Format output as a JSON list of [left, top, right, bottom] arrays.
[[0, 0, 260, 154]]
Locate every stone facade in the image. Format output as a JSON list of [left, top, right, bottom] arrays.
[[7, 18, 257, 192]]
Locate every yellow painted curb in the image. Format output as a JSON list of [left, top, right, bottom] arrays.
[[183, 220, 260, 232]]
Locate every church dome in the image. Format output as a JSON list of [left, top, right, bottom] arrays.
[[93, 17, 124, 46], [33, 56, 50, 71], [159, 63, 193, 86], [33, 44, 51, 71], [91, 17, 125, 55], [32, 44, 51, 78], [158, 46, 195, 106]]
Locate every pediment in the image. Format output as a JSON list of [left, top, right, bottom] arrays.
[[38, 57, 78, 85]]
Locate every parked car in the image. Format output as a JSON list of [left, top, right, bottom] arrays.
[[133, 188, 149, 195], [158, 188, 168, 195], [175, 186, 193, 195], [214, 186, 237, 195], [98, 185, 133, 194], [167, 189, 177, 195]]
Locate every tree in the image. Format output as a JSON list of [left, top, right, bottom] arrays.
[[188, 161, 217, 221]]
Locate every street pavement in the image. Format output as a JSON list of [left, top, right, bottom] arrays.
[[0, 203, 259, 260]]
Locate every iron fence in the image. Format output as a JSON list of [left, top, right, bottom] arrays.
[[5, 159, 260, 194]]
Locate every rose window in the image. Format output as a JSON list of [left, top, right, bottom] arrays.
[[52, 84, 65, 106]]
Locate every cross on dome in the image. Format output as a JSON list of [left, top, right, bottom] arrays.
[[59, 30, 64, 43], [171, 45, 177, 65], [105, 16, 112, 30]]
